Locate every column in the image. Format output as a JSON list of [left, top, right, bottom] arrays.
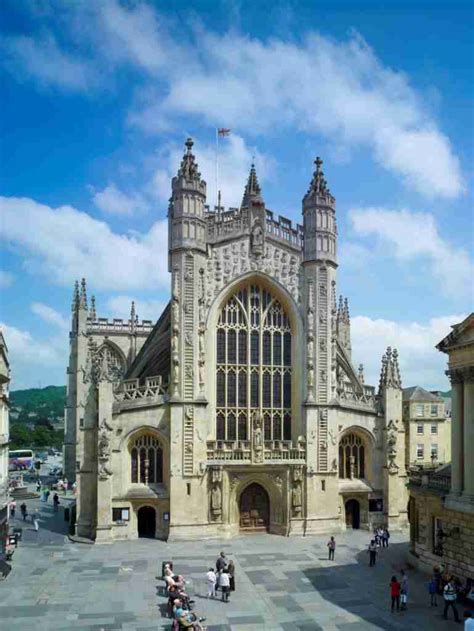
[[463, 377, 474, 497], [450, 380, 464, 495]]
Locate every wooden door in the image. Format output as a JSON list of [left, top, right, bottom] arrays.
[[239, 483, 269, 531]]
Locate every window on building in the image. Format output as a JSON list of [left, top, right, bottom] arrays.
[[416, 444, 424, 459], [431, 444, 438, 459], [417, 424, 424, 435], [216, 285, 292, 442], [338, 433, 366, 479], [416, 404, 424, 417], [430, 404, 438, 416], [431, 424, 438, 435], [130, 434, 163, 484]]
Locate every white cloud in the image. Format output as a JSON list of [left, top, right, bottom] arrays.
[[349, 207, 474, 301], [352, 313, 466, 390], [105, 296, 167, 322], [92, 184, 149, 216], [0, 270, 14, 288], [0, 196, 169, 291], [31, 303, 68, 329], [2, 3, 464, 199], [150, 134, 274, 209], [2, 33, 97, 92]]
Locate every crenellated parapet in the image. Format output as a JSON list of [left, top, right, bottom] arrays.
[[86, 317, 154, 335]]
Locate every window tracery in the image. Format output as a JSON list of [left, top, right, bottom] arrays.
[[130, 435, 163, 484], [338, 433, 365, 479], [216, 285, 292, 442]]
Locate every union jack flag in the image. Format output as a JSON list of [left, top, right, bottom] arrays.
[[218, 128, 231, 137]]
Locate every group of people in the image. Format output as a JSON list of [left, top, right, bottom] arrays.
[[160, 551, 237, 629], [162, 562, 205, 630], [367, 528, 390, 567], [429, 566, 474, 623], [206, 551, 235, 602], [389, 571, 409, 612]]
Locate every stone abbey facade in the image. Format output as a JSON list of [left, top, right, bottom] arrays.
[[64, 139, 409, 542]]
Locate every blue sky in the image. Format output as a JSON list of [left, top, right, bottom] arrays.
[[0, 0, 472, 390]]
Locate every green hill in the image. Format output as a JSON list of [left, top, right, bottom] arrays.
[[9, 385, 66, 450], [10, 385, 66, 424]]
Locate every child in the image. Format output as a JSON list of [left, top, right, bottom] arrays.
[[390, 576, 401, 613], [428, 577, 438, 606], [206, 567, 216, 599]]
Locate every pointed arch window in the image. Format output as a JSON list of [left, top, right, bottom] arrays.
[[130, 435, 163, 484], [338, 433, 365, 479], [216, 284, 292, 442]]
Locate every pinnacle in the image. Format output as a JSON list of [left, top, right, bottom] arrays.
[[305, 155, 333, 199], [241, 163, 264, 208], [79, 278, 88, 310], [177, 137, 201, 182]]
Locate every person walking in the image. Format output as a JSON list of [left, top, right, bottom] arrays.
[[219, 568, 230, 603], [368, 540, 377, 567], [382, 528, 390, 548], [20, 502, 28, 521], [327, 536, 336, 560], [9, 500, 16, 518], [32, 511, 39, 532], [464, 611, 474, 630], [443, 577, 460, 622], [36, 480, 42, 494], [400, 570, 409, 610], [216, 551, 227, 572], [428, 577, 438, 607], [53, 493, 60, 512], [228, 560, 235, 594], [45, 489, 50, 502], [206, 568, 216, 599], [390, 576, 401, 613]]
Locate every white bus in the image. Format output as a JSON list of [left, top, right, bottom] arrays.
[[9, 449, 34, 471]]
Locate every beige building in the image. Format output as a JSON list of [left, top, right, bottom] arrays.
[[0, 332, 10, 554], [65, 139, 409, 543], [408, 313, 474, 580], [403, 386, 451, 467]]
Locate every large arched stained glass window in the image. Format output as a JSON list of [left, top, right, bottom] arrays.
[[338, 433, 365, 479], [216, 285, 292, 442], [130, 435, 163, 484]]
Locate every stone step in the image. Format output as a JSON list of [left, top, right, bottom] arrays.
[[10, 488, 40, 500]]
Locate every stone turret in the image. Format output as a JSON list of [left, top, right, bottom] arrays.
[[168, 138, 207, 269], [302, 157, 337, 264], [378, 346, 408, 529]]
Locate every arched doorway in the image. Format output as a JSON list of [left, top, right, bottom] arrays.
[[345, 499, 360, 529], [137, 506, 156, 538], [239, 483, 269, 531]]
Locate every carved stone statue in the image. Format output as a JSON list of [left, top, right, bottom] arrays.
[[292, 483, 302, 513], [211, 484, 222, 518], [251, 222, 264, 254]]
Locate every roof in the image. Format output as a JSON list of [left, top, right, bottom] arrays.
[[402, 386, 444, 402], [436, 313, 474, 353], [125, 302, 171, 384]]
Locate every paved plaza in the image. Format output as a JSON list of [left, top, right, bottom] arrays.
[[1, 492, 469, 630]]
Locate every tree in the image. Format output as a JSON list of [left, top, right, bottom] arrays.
[[9, 424, 31, 449], [31, 426, 52, 448]]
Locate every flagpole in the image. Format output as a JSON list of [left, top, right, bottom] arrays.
[[215, 127, 219, 211]]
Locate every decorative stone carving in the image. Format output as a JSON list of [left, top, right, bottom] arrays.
[[171, 266, 180, 397], [210, 466, 223, 520], [306, 281, 315, 402], [197, 268, 206, 397], [386, 419, 399, 475], [98, 418, 113, 480], [251, 410, 264, 463], [251, 220, 264, 256]]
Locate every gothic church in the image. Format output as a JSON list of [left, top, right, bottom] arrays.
[[64, 138, 408, 541]]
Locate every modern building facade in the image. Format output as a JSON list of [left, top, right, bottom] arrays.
[[403, 386, 451, 467], [0, 332, 10, 554], [408, 313, 474, 580], [65, 139, 409, 542]]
